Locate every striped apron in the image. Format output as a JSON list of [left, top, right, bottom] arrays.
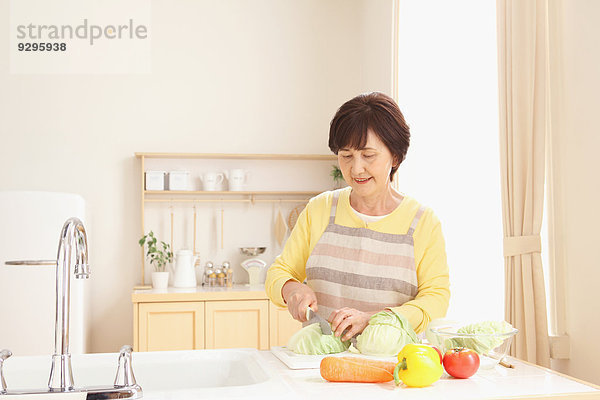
[[306, 189, 424, 320]]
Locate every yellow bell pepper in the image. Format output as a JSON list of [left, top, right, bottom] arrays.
[[393, 344, 443, 388]]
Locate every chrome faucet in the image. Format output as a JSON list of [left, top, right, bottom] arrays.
[[49, 217, 90, 391], [0, 218, 142, 399]]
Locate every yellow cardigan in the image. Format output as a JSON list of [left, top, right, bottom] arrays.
[[265, 187, 450, 333]]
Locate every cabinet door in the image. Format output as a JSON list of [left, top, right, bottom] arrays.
[[269, 302, 302, 347], [205, 300, 269, 350], [138, 302, 204, 352]]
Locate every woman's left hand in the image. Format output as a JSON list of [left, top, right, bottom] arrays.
[[328, 308, 376, 341]]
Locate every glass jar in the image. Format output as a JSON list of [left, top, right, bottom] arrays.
[[214, 265, 224, 287], [222, 261, 232, 287], [204, 261, 215, 286]]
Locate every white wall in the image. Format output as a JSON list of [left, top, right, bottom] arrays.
[[548, 0, 600, 385], [0, 0, 395, 352]]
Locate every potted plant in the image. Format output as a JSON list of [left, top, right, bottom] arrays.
[[139, 231, 173, 289], [331, 165, 345, 189]]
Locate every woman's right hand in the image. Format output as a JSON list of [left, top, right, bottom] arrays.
[[281, 280, 318, 322]]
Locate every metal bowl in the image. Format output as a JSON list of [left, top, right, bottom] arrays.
[[240, 247, 266, 256]]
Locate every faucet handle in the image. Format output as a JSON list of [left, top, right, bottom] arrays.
[[1, 349, 12, 393], [119, 345, 132, 356], [114, 345, 138, 388]]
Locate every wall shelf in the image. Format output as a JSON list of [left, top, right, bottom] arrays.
[[136, 152, 335, 288], [144, 190, 321, 196], [144, 190, 321, 203], [135, 152, 336, 161]]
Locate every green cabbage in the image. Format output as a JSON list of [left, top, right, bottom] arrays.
[[287, 323, 350, 355], [449, 320, 514, 354], [349, 310, 418, 357]]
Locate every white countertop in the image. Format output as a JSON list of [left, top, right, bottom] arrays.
[[132, 284, 269, 302], [133, 284, 266, 295], [258, 350, 600, 400], [3, 349, 599, 400]]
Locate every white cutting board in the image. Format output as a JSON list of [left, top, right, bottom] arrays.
[[270, 346, 396, 370]]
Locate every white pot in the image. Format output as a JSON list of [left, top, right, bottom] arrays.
[[151, 271, 170, 289]]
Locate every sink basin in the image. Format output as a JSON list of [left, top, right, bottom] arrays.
[[3, 348, 280, 399]]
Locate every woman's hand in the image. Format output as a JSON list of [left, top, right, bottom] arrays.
[[329, 308, 376, 341], [281, 280, 318, 322]]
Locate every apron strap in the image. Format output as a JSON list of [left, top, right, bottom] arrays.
[[407, 206, 426, 236], [329, 190, 341, 223]]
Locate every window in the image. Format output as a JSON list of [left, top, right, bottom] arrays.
[[395, 1, 502, 322]]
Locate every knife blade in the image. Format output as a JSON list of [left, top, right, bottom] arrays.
[[306, 306, 333, 335]]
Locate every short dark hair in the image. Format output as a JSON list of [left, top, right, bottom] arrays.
[[328, 92, 410, 181]]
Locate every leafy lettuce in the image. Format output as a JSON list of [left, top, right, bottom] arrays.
[[287, 323, 350, 355], [449, 320, 514, 354]]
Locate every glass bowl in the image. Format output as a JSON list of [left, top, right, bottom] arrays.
[[429, 325, 518, 369]]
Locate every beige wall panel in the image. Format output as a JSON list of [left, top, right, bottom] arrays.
[[0, 0, 395, 352], [548, 0, 600, 385]]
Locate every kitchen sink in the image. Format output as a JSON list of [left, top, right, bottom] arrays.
[[2, 348, 279, 399]]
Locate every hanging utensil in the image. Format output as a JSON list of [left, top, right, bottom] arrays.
[[220, 207, 224, 250], [274, 202, 288, 247], [193, 205, 197, 255], [170, 205, 174, 252], [287, 204, 305, 230]]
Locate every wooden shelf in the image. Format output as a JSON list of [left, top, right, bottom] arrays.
[[143, 190, 321, 203], [144, 190, 321, 196], [136, 152, 337, 161]]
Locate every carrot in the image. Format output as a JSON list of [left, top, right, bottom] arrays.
[[320, 356, 396, 383]]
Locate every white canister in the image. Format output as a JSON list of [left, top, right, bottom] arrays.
[[225, 169, 250, 191], [145, 171, 166, 191], [167, 171, 190, 191]]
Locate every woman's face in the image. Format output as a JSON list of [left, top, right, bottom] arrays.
[[337, 130, 396, 199]]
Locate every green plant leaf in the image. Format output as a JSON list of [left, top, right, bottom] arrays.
[[139, 231, 173, 272]]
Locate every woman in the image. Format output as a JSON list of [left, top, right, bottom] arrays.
[[265, 92, 450, 342]]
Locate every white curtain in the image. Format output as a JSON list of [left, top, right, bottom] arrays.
[[497, 0, 551, 367]]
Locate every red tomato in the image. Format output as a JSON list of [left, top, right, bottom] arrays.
[[443, 348, 480, 379]]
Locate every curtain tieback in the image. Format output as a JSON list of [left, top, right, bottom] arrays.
[[503, 235, 541, 257]]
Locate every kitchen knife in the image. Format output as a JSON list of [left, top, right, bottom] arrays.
[[306, 306, 333, 335]]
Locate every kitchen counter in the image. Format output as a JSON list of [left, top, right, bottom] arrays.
[[131, 284, 268, 303], [129, 288, 600, 398], [258, 350, 600, 400]]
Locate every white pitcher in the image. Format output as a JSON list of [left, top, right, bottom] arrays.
[[173, 250, 199, 288]]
